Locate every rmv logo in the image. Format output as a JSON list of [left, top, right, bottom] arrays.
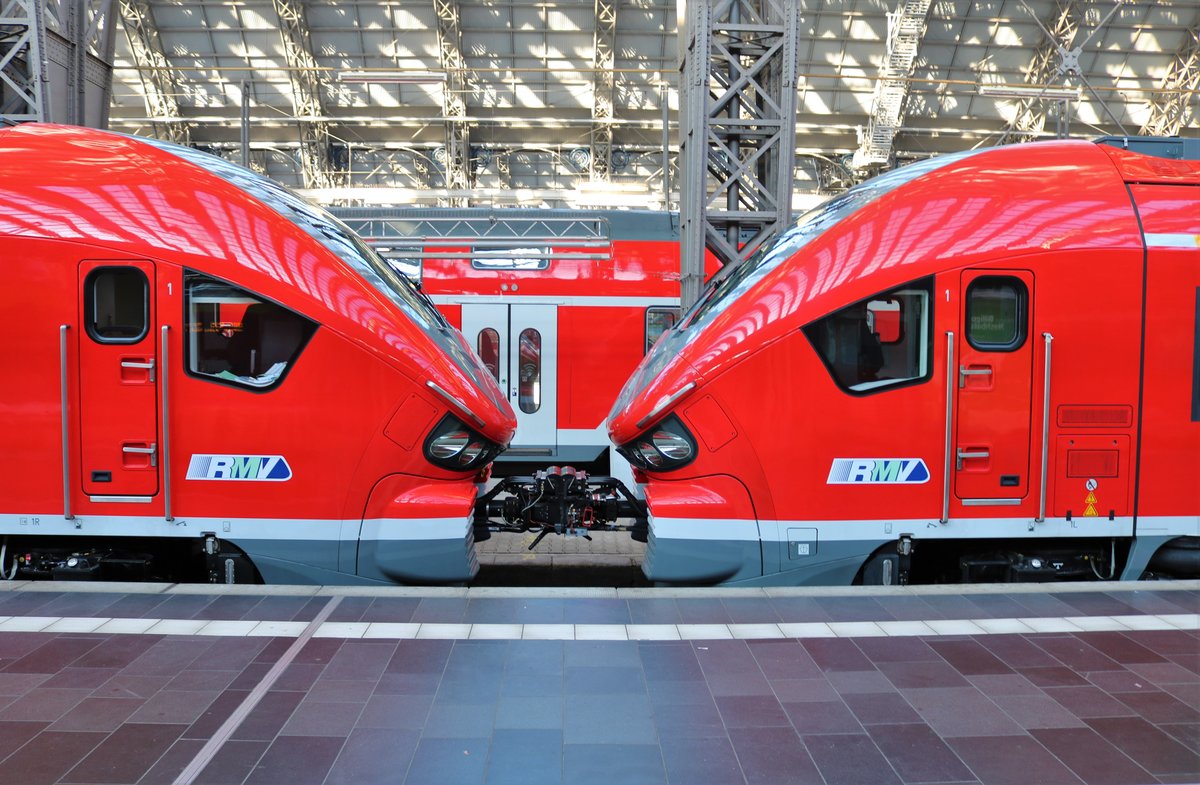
[[186, 454, 292, 482], [827, 458, 930, 485]]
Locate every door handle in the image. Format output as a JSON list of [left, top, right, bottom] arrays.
[[123, 444, 158, 468], [956, 448, 989, 470], [121, 359, 156, 382], [958, 365, 991, 388]]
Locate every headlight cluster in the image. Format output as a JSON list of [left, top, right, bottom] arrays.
[[617, 415, 697, 472], [423, 414, 504, 472]]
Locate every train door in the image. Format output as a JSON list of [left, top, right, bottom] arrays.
[[77, 261, 160, 498], [954, 270, 1035, 506], [461, 304, 557, 452]]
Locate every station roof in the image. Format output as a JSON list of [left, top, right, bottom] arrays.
[[108, 0, 1199, 206]]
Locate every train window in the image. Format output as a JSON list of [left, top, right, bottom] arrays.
[[472, 247, 551, 270], [85, 267, 148, 344], [183, 272, 316, 391], [966, 277, 1027, 351], [478, 328, 501, 382], [803, 279, 932, 394], [517, 328, 541, 413], [645, 307, 681, 353]]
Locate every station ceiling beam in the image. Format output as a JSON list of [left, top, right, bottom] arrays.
[[590, 0, 616, 181], [435, 0, 470, 207], [119, 0, 188, 143], [272, 0, 338, 189], [851, 0, 933, 173], [1140, 19, 1199, 137]]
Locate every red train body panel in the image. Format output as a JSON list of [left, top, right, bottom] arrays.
[[0, 125, 515, 584], [609, 139, 1200, 585]]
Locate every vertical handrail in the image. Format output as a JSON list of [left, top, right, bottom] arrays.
[[941, 331, 954, 525], [161, 325, 173, 522], [1036, 333, 1054, 523], [59, 325, 73, 521]]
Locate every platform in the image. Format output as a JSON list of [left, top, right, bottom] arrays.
[[0, 580, 1195, 785]]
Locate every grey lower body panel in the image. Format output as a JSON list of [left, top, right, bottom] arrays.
[[233, 529, 478, 586], [642, 520, 879, 587]]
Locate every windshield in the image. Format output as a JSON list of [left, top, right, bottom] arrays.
[[141, 138, 495, 392], [611, 148, 983, 422]]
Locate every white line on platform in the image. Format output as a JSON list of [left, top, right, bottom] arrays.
[[0, 613, 1194, 641]]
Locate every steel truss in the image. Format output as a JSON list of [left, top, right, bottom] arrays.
[[677, 0, 802, 307]]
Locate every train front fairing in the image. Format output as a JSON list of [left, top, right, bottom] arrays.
[[608, 139, 1200, 586], [0, 125, 515, 584]]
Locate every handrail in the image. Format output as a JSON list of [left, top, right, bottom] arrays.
[[941, 331, 954, 525], [161, 326, 173, 522], [60, 325, 73, 521], [1036, 332, 1054, 523]]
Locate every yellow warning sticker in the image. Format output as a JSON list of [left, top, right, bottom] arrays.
[[1083, 480, 1099, 517]]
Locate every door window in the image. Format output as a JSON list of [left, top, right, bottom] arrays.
[[184, 272, 316, 390], [517, 328, 541, 413], [966, 276, 1027, 351], [85, 267, 148, 343], [478, 328, 501, 382]]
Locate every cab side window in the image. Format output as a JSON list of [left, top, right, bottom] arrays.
[[184, 271, 316, 391], [804, 278, 932, 394]]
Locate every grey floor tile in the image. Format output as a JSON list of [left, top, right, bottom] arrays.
[[804, 733, 903, 785], [660, 736, 744, 785], [729, 726, 824, 785], [563, 743, 665, 785], [404, 737, 490, 785], [484, 729, 562, 785]]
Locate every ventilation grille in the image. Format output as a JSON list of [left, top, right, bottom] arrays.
[[1067, 450, 1119, 478], [1058, 405, 1132, 428]]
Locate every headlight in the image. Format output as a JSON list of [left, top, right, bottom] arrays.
[[618, 415, 697, 472], [423, 414, 502, 472]]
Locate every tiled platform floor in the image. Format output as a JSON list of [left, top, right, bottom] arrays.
[[0, 582, 1194, 785]]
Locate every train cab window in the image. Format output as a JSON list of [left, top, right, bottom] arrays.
[[804, 279, 932, 394], [517, 328, 542, 413], [85, 267, 148, 343], [478, 328, 501, 382], [184, 272, 316, 391], [966, 276, 1027, 351], [646, 307, 681, 353]]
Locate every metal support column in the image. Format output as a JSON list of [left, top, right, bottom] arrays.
[[677, 0, 802, 308]]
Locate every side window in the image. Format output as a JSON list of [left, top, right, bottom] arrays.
[[966, 276, 1027, 351], [478, 328, 501, 382], [85, 267, 148, 343], [517, 328, 541, 413], [803, 278, 933, 394], [646, 307, 681, 353], [184, 271, 316, 391]]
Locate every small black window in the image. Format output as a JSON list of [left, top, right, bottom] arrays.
[[803, 278, 933, 394], [184, 271, 316, 391], [646, 307, 681, 353], [966, 276, 1027, 351], [85, 267, 148, 343]]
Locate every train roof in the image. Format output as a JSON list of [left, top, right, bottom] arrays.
[[610, 138, 1200, 437], [0, 124, 513, 440]]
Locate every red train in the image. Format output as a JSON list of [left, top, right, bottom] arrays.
[[608, 138, 1200, 585], [0, 124, 516, 584]]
